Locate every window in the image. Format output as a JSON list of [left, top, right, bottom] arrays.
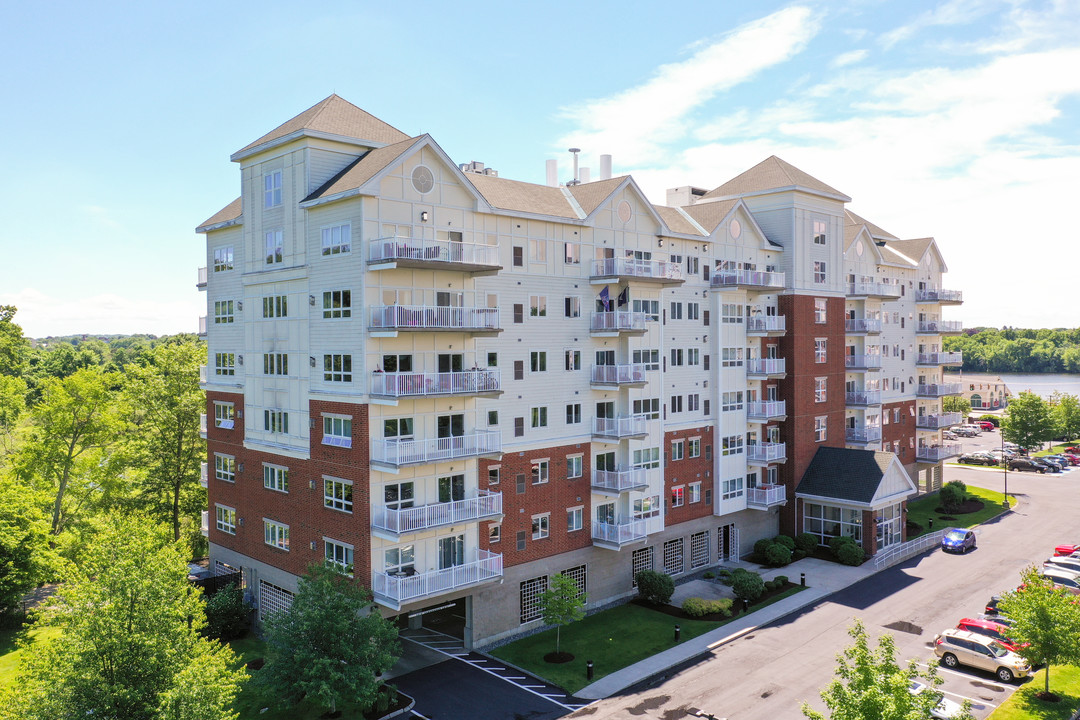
[[633, 349, 660, 370], [323, 416, 352, 447], [632, 299, 660, 321], [262, 295, 288, 318], [688, 394, 700, 411], [689, 482, 702, 503], [263, 353, 288, 376], [384, 545, 415, 575], [670, 395, 683, 413], [815, 339, 826, 363], [213, 246, 234, 272], [663, 539, 684, 575], [323, 354, 352, 382], [631, 547, 654, 585], [722, 436, 743, 456], [512, 246, 523, 267], [323, 539, 353, 575], [488, 410, 499, 426], [531, 406, 548, 428], [324, 477, 353, 512], [514, 417, 524, 437], [564, 349, 581, 371], [564, 296, 581, 317], [722, 347, 743, 367], [532, 460, 549, 484], [686, 256, 700, 275], [530, 351, 547, 372], [214, 300, 234, 324], [214, 352, 235, 376], [722, 303, 743, 324], [565, 403, 582, 424], [512, 304, 524, 324], [264, 410, 289, 434], [520, 576, 547, 623], [813, 220, 826, 245], [263, 464, 289, 493], [564, 242, 580, 264], [529, 295, 547, 317], [814, 298, 827, 323], [803, 503, 863, 546], [264, 170, 282, 208], [531, 513, 550, 540], [321, 224, 351, 256], [214, 454, 235, 482], [488, 523, 501, 543], [691, 530, 709, 567], [671, 440, 684, 461], [722, 392, 744, 411], [687, 348, 700, 366], [815, 416, 827, 442], [383, 481, 414, 510], [671, 486, 685, 507], [687, 302, 700, 320], [214, 402, 234, 429], [264, 519, 289, 550], [815, 377, 827, 403], [633, 447, 661, 469], [265, 230, 283, 265], [670, 302, 683, 320], [567, 507, 583, 532], [323, 290, 352, 319], [689, 438, 701, 458], [567, 455, 583, 478], [813, 261, 827, 284], [670, 348, 684, 366], [531, 238, 546, 262], [633, 398, 660, 419], [215, 505, 236, 534], [488, 466, 500, 486], [722, 477, 744, 500]]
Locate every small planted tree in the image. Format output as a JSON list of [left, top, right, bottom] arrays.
[[635, 569, 675, 605], [538, 573, 586, 661], [939, 480, 967, 514], [1003, 391, 1057, 451], [732, 570, 765, 603]]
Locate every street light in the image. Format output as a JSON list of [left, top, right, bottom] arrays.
[[1002, 431, 1010, 509]]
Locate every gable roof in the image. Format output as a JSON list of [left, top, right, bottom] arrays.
[[681, 198, 739, 233], [845, 209, 898, 241], [795, 447, 910, 505], [702, 156, 851, 202], [567, 176, 628, 216], [653, 205, 706, 236], [233, 95, 409, 160], [465, 173, 580, 219], [303, 136, 423, 203], [887, 237, 934, 262], [196, 197, 242, 233]]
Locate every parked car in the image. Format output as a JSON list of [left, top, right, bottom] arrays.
[[908, 680, 964, 719], [1037, 458, 1063, 473], [985, 596, 1004, 615], [1008, 457, 1046, 473], [958, 453, 997, 466], [1040, 567, 1080, 592], [1004, 442, 1020, 450], [1062, 453, 1080, 465], [989, 449, 1015, 462], [1065, 446, 1080, 454], [1044, 455, 1073, 469], [942, 430, 959, 440], [979, 612, 1014, 628], [956, 617, 1025, 653], [941, 528, 977, 553], [933, 628, 1031, 682], [978, 421, 996, 431], [954, 427, 978, 438], [1055, 543, 1080, 556], [1044, 556, 1080, 574]]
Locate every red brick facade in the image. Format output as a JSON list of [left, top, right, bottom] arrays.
[[663, 426, 715, 525], [881, 399, 916, 466]]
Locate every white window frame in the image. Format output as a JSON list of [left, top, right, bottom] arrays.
[[322, 290, 352, 319], [263, 464, 289, 493], [671, 440, 684, 461], [324, 538, 354, 575], [815, 338, 826, 363], [213, 300, 234, 324], [264, 170, 282, 208], [531, 406, 548, 428], [213, 402, 234, 429], [263, 353, 288, 376], [689, 481, 702, 503], [815, 415, 827, 442], [324, 476, 353, 513], [813, 220, 826, 245], [567, 506, 583, 532], [688, 437, 701, 458], [323, 354, 353, 382], [567, 454, 583, 479], [262, 295, 288, 318], [213, 246, 234, 272], [264, 409, 289, 434], [264, 519, 289, 550], [322, 415, 352, 447], [215, 504, 236, 534], [530, 350, 547, 372], [214, 352, 235, 376], [489, 523, 501, 543], [815, 377, 827, 403], [814, 298, 827, 323], [265, 229, 283, 265], [321, 223, 351, 256], [529, 295, 547, 317], [214, 453, 235, 482], [671, 485, 685, 507], [531, 513, 550, 540], [531, 459, 549, 484], [813, 260, 827, 284]]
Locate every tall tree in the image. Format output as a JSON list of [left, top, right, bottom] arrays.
[[538, 572, 586, 657], [1054, 393, 1080, 441], [0, 305, 29, 379], [122, 341, 205, 540], [1002, 391, 1057, 451], [0, 516, 245, 720], [0, 375, 27, 459], [942, 395, 971, 418], [0, 475, 59, 614]]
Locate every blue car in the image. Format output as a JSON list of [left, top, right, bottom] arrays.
[[942, 528, 976, 554]]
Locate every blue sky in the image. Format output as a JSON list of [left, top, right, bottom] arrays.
[[2, 0, 1078, 337]]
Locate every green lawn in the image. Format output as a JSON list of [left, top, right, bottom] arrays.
[[0, 624, 62, 690], [990, 664, 1080, 720], [1033, 442, 1078, 458], [906, 484, 1014, 538], [491, 586, 804, 694]]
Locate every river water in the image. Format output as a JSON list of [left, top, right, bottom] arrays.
[[953, 372, 1080, 400]]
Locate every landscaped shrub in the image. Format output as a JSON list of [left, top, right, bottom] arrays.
[[754, 538, 774, 557], [717, 569, 733, 584], [828, 536, 856, 558], [764, 579, 777, 591], [732, 570, 765, 602], [203, 582, 249, 641], [702, 570, 716, 579], [836, 542, 865, 566], [773, 535, 796, 551], [792, 549, 807, 561], [763, 542, 792, 567], [775, 575, 788, 586], [940, 480, 967, 513], [635, 569, 675, 605], [794, 533, 819, 554], [681, 597, 734, 618]]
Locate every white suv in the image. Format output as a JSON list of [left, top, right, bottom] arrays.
[[933, 629, 1030, 682]]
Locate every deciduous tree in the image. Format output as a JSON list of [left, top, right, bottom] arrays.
[[1002, 391, 1056, 451], [538, 572, 586, 656], [0, 475, 59, 614], [943, 395, 971, 419], [0, 306, 29, 379], [1053, 393, 1080, 441]]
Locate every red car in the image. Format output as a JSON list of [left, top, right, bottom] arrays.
[[1063, 453, 1080, 465], [978, 421, 996, 431], [956, 617, 1026, 652], [1056, 544, 1080, 556], [1065, 446, 1080, 454]]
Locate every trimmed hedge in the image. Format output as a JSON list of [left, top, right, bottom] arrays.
[[836, 542, 865, 566], [754, 538, 774, 557], [635, 569, 675, 605], [682, 596, 734, 618], [794, 533, 819, 553], [773, 535, 796, 551], [764, 543, 792, 567], [732, 570, 765, 602]]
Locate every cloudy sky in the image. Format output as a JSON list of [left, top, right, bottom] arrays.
[[2, 0, 1077, 337]]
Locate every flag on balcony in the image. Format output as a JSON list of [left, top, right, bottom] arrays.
[[599, 285, 611, 311], [617, 287, 628, 307]]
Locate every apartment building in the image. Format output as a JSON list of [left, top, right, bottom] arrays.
[[196, 95, 963, 648]]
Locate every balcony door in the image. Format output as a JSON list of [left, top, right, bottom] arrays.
[[438, 474, 465, 504], [595, 350, 615, 366], [437, 353, 464, 392], [767, 426, 780, 444], [596, 502, 615, 525], [438, 534, 465, 569], [596, 451, 616, 472]]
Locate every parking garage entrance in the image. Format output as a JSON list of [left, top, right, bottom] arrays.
[[398, 597, 467, 639]]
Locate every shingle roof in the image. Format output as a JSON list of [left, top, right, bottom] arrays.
[[845, 209, 898, 241], [234, 95, 409, 157], [304, 136, 423, 203], [464, 173, 580, 219], [681, 198, 739, 233], [887, 237, 935, 263], [196, 197, 242, 232], [795, 447, 895, 504], [566, 176, 627, 216], [702, 156, 851, 202], [653, 205, 705, 236]]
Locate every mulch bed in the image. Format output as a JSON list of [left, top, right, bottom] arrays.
[[544, 651, 575, 664], [633, 581, 799, 621], [360, 691, 412, 720]]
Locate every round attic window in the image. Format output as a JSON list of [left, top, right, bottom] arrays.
[[729, 219, 742, 240], [411, 165, 434, 194], [856, 239, 864, 256], [617, 201, 633, 223]]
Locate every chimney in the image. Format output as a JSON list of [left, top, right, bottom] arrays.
[[546, 159, 558, 187], [580, 167, 591, 184], [600, 154, 612, 180]]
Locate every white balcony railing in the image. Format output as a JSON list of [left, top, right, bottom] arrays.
[[591, 363, 648, 385], [372, 431, 502, 466], [197, 266, 208, 288], [592, 467, 651, 493], [746, 358, 786, 375], [372, 490, 502, 535], [917, 352, 963, 365], [710, 269, 786, 289], [845, 390, 882, 406], [746, 400, 786, 420], [845, 318, 882, 333], [198, 316, 207, 336], [746, 315, 786, 333], [916, 412, 963, 429], [200, 462, 208, 488], [917, 382, 963, 397], [590, 311, 647, 333], [199, 413, 208, 438], [370, 305, 499, 331], [747, 484, 786, 507], [917, 443, 963, 461], [845, 354, 882, 370], [592, 518, 651, 546], [590, 258, 683, 282], [198, 365, 207, 384], [916, 288, 963, 304], [747, 442, 786, 463], [371, 369, 501, 397], [200, 510, 209, 537], [372, 549, 503, 606], [848, 282, 903, 298], [593, 415, 648, 439], [369, 236, 501, 268], [846, 426, 883, 443], [918, 320, 964, 334]]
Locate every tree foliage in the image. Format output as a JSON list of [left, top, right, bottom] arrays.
[[998, 566, 1080, 697], [802, 619, 973, 720], [0, 475, 60, 614], [942, 394, 971, 418], [538, 572, 586, 655], [635, 569, 675, 605], [257, 564, 400, 714], [0, 306, 30, 379], [1054, 393, 1080, 441], [944, 326, 1080, 373], [1002, 391, 1057, 450]]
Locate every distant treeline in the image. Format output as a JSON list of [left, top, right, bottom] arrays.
[[944, 327, 1080, 374]]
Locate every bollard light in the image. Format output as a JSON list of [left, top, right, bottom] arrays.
[[800, 572, 805, 587], [675, 624, 681, 643], [586, 660, 594, 681]]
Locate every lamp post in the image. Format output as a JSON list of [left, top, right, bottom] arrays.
[[1002, 431, 1010, 509]]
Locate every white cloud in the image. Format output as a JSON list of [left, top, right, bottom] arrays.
[[831, 49, 868, 67], [1, 288, 202, 339], [880, 0, 1008, 49]]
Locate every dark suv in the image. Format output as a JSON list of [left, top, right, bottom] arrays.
[[1008, 457, 1046, 473]]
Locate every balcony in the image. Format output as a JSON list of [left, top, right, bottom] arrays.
[[371, 431, 502, 468], [590, 258, 684, 285], [591, 363, 648, 387], [848, 282, 902, 299], [747, 484, 786, 508], [916, 412, 963, 429], [746, 315, 786, 336], [200, 510, 209, 538], [198, 316, 207, 337], [592, 517, 660, 549], [746, 400, 787, 421], [845, 390, 882, 406], [916, 288, 963, 305], [917, 352, 963, 366], [369, 305, 501, 336], [198, 365, 207, 384], [747, 442, 787, 464], [591, 467, 652, 495], [371, 370, 502, 399], [746, 358, 786, 378], [845, 354, 882, 371], [197, 266, 208, 289], [199, 413, 208, 439], [917, 382, 963, 397], [590, 311, 647, 336], [917, 320, 963, 335], [200, 462, 208, 488], [710, 269, 786, 291], [593, 415, 648, 440], [372, 549, 503, 610], [846, 426, 883, 444], [845, 318, 882, 334], [368, 237, 501, 275], [371, 490, 503, 540], [917, 443, 963, 462]]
